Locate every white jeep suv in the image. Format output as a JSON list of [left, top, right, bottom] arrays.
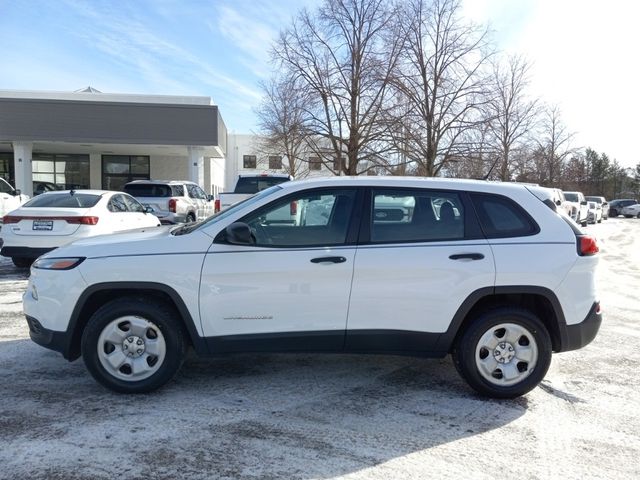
[[23, 177, 601, 398]]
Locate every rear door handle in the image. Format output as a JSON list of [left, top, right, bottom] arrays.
[[449, 253, 485, 261], [310, 256, 347, 264]]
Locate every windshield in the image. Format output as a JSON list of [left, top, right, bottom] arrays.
[[24, 192, 101, 208], [172, 185, 284, 236], [124, 184, 174, 197], [564, 193, 578, 202]]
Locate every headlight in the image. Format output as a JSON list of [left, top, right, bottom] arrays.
[[32, 257, 86, 270]]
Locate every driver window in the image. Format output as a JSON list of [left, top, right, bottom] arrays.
[[241, 189, 356, 247]]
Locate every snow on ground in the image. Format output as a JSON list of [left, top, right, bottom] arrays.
[[0, 219, 639, 480]]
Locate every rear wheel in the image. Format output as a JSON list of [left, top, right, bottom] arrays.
[[452, 308, 552, 398], [186, 212, 196, 223], [12, 257, 33, 268], [81, 297, 187, 393]]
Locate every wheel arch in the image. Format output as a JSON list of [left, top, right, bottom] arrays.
[[437, 286, 568, 353], [64, 282, 208, 361]]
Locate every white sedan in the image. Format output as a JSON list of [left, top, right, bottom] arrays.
[[621, 203, 640, 218], [0, 190, 160, 268]]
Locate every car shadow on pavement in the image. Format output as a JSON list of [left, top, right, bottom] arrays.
[[0, 341, 530, 480]]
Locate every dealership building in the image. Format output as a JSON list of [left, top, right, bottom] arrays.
[[0, 88, 229, 197]]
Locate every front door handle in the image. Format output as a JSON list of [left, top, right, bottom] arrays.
[[449, 253, 485, 261], [310, 256, 347, 264]]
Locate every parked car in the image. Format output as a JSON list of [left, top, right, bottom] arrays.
[[216, 173, 293, 212], [0, 177, 29, 225], [621, 203, 640, 218], [23, 177, 601, 398], [123, 180, 214, 224], [1, 190, 160, 268], [608, 198, 638, 217], [562, 191, 589, 226], [585, 196, 609, 220], [586, 201, 602, 224], [549, 188, 573, 218]]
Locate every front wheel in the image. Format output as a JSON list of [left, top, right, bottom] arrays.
[[452, 308, 552, 398], [81, 297, 187, 393]]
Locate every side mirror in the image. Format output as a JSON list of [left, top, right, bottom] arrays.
[[14, 189, 21, 196], [144, 206, 154, 214], [580, 201, 588, 206], [207, 195, 214, 202], [224, 222, 254, 245], [555, 200, 561, 206]]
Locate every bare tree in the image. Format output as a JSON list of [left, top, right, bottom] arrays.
[[486, 55, 539, 181], [538, 105, 575, 186], [390, 0, 494, 177], [255, 74, 310, 178], [272, 0, 402, 175]]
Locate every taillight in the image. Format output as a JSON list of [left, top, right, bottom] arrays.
[[2, 215, 20, 224], [65, 216, 99, 225], [578, 235, 599, 256], [290, 201, 297, 216], [214, 199, 221, 213], [168, 198, 177, 213]]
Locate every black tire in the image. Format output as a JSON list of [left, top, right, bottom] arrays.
[[81, 297, 187, 393], [624, 215, 633, 218], [581, 220, 587, 227], [186, 213, 196, 223], [597, 218, 602, 223], [12, 256, 33, 268], [452, 307, 552, 399]]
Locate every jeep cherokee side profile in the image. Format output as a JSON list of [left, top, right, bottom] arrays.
[[23, 177, 601, 398]]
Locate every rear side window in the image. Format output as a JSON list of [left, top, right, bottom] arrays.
[[24, 193, 101, 208], [124, 184, 173, 197], [370, 189, 465, 243], [471, 193, 539, 238]]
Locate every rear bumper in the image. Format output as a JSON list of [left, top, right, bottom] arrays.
[[560, 301, 602, 352], [26, 315, 75, 360], [1, 246, 55, 259]]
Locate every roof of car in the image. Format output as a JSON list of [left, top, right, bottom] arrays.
[[278, 176, 539, 193]]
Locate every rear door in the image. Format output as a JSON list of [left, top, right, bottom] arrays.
[[346, 188, 495, 352]]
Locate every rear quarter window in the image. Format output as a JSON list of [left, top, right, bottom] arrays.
[[470, 193, 539, 238]]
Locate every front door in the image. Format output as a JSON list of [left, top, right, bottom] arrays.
[[199, 187, 362, 352]]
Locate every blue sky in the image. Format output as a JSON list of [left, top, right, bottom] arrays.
[[1, 0, 638, 168]]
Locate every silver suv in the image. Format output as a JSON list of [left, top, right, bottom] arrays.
[[123, 180, 214, 224]]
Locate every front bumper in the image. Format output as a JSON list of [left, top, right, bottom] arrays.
[[561, 301, 602, 352], [1, 246, 55, 259], [26, 316, 75, 360]]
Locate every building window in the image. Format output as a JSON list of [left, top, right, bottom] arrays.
[[243, 155, 257, 169], [102, 155, 150, 191], [268, 155, 283, 170], [309, 157, 322, 171], [33, 154, 90, 192]]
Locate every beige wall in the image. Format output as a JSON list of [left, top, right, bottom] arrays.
[[150, 155, 189, 182]]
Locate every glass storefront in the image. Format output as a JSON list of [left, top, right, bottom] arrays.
[[32, 154, 90, 193], [102, 155, 150, 191], [0, 153, 14, 185]]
